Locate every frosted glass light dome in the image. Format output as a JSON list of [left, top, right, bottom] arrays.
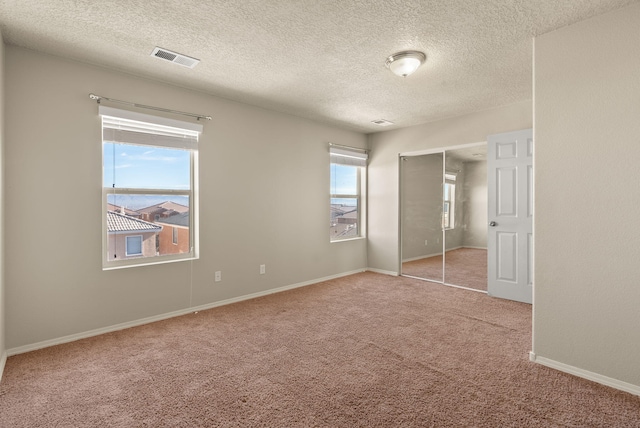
[[385, 51, 426, 77]]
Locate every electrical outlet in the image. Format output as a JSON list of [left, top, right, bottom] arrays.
[[260, 264, 266, 275], [214, 271, 221, 282], [424, 240, 428, 246]]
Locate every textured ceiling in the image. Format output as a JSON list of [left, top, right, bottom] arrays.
[[0, 0, 636, 133]]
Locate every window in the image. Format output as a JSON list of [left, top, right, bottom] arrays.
[[443, 173, 456, 229], [101, 106, 201, 269], [330, 146, 367, 241], [125, 235, 143, 256]]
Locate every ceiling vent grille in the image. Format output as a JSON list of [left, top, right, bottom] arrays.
[[371, 119, 394, 126], [151, 47, 200, 69]]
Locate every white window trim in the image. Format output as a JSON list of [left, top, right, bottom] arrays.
[[101, 108, 200, 269], [330, 159, 367, 243], [443, 173, 456, 230], [125, 235, 143, 257], [172, 227, 178, 245]]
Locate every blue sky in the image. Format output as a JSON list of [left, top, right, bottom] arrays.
[[330, 164, 357, 195], [104, 143, 357, 208], [103, 143, 190, 190], [107, 194, 189, 210]]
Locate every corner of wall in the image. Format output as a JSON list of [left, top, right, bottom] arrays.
[[0, 30, 6, 382], [0, 352, 6, 384]]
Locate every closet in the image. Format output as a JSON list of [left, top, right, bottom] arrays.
[[400, 143, 488, 292]]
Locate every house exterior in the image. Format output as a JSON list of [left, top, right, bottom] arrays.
[[137, 201, 189, 222], [330, 204, 358, 239], [106, 203, 140, 218], [106, 211, 162, 261], [156, 212, 190, 255]]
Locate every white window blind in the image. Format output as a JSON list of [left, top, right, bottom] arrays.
[[330, 146, 368, 167], [100, 106, 202, 150]]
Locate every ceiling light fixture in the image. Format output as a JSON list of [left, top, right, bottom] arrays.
[[385, 51, 426, 77]]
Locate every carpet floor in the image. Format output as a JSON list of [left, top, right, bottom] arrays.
[[1, 272, 638, 427], [402, 248, 487, 291]]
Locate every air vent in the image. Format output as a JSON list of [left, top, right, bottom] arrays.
[[372, 119, 394, 126], [151, 47, 200, 69]]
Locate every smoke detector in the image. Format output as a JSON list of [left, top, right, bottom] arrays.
[[151, 47, 200, 69]]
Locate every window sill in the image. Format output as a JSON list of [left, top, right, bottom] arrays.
[[103, 255, 197, 271], [330, 236, 366, 244]]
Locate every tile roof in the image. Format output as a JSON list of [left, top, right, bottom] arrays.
[[107, 211, 162, 233], [138, 201, 189, 214], [106, 203, 139, 217], [156, 212, 190, 227]]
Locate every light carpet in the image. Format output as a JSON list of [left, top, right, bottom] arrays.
[[1, 272, 638, 427]]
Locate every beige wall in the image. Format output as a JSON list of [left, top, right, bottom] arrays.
[[461, 160, 488, 249], [4, 46, 367, 350], [368, 101, 532, 274], [0, 32, 5, 370], [534, 3, 640, 387], [400, 153, 443, 261]]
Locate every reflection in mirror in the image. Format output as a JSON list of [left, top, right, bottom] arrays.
[[401, 153, 444, 282], [443, 146, 488, 291]]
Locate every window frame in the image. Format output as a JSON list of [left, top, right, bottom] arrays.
[[101, 107, 200, 270], [443, 173, 456, 230], [329, 146, 368, 242], [172, 226, 179, 245], [125, 235, 144, 257]]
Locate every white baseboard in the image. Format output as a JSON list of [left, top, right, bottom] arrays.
[[530, 352, 640, 397], [188, 268, 367, 313], [366, 268, 399, 276], [0, 351, 7, 383], [401, 246, 487, 263], [6, 269, 366, 357], [402, 253, 443, 263]]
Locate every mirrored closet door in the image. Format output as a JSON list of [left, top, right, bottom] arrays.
[[400, 153, 444, 282], [400, 144, 488, 292]]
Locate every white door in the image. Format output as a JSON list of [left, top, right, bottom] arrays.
[[487, 129, 533, 304]]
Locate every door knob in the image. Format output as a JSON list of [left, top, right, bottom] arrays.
[[489, 221, 497, 227]]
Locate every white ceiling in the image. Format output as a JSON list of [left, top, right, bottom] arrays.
[[447, 145, 487, 162], [0, 0, 636, 133]]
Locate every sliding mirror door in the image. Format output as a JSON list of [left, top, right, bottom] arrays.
[[443, 147, 488, 291], [401, 153, 444, 282]]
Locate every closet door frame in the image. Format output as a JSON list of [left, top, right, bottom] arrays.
[[398, 141, 486, 292]]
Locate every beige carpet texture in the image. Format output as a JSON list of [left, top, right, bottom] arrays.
[[1, 272, 639, 427], [402, 248, 488, 291]]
